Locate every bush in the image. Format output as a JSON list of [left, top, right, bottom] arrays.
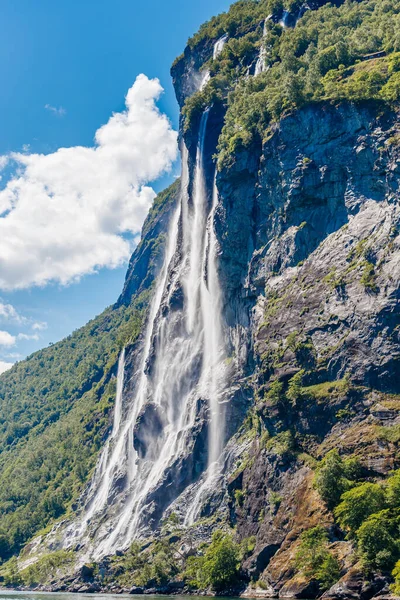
[[391, 560, 400, 595], [385, 470, 400, 507], [286, 369, 305, 404], [265, 379, 284, 405], [185, 531, 240, 591], [294, 526, 341, 590]]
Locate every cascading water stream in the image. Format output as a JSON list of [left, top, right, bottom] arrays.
[[64, 106, 228, 560], [279, 9, 290, 28], [112, 348, 125, 438], [254, 16, 272, 76], [200, 34, 228, 90]]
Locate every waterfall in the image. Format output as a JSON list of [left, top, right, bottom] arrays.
[[254, 16, 271, 76], [296, 3, 310, 24], [200, 34, 228, 90], [213, 34, 228, 59], [279, 10, 290, 28], [64, 108, 228, 559], [111, 348, 125, 437]]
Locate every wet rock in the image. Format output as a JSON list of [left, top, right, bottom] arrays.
[[133, 402, 164, 459], [129, 585, 144, 594], [79, 564, 94, 581]]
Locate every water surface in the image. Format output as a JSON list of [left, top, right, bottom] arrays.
[[0, 593, 256, 600]]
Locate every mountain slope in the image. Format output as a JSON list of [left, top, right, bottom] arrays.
[[1, 0, 400, 597], [0, 179, 180, 560]]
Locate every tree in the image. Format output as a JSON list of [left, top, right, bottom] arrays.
[[294, 526, 340, 591], [334, 483, 386, 535], [357, 510, 400, 572], [314, 450, 352, 510], [385, 470, 400, 507], [391, 560, 400, 595], [185, 531, 240, 592]]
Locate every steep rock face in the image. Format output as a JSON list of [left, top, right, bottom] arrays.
[[171, 36, 400, 591], [12, 5, 400, 596], [217, 101, 400, 389], [119, 178, 180, 305]]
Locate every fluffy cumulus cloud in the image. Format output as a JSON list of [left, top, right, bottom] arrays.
[[0, 331, 16, 346], [0, 361, 13, 375], [0, 75, 178, 290]]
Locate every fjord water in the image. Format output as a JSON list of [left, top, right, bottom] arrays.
[[63, 95, 228, 557], [0, 594, 255, 600]]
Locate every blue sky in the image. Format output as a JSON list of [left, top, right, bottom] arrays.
[[0, 0, 232, 369]]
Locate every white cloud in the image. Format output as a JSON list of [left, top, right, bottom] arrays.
[[17, 333, 39, 341], [0, 302, 22, 322], [0, 331, 16, 346], [0, 75, 178, 290], [32, 321, 47, 331], [0, 361, 13, 375], [45, 104, 66, 117]]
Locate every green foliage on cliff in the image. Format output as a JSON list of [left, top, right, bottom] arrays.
[[19, 550, 75, 586], [314, 449, 362, 510], [315, 464, 400, 573], [294, 526, 340, 591], [180, 0, 400, 167], [185, 531, 240, 591], [218, 0, 400, 166]]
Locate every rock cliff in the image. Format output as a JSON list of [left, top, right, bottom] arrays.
[[2, 0, 400, 597]]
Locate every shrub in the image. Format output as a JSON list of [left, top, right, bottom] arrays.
[[391, 560, 400, 595], [314, 450, 354, 510], [286, 369, 305, 404], [266, 379, 284, 405], [185, 531, 240, 591], [385, 470, 400, 507]]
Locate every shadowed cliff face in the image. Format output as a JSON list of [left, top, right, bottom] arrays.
[[216, 101, 400, 392]]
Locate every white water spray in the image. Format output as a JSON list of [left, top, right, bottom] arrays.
[[213, 34, 228, 59], [65, 108, 228, 559], [279, 10, 290, 28], [200, 35, 228, 90]]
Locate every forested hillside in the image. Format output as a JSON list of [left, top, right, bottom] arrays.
[[0, 179, 179, 560]]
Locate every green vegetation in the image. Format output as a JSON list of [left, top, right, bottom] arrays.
[[18, 551, 75, 586], [0, 302, 143, 560], [179, 0, 400, 167], [185, 531, 240, 591], [116, 539, 181, 588], [294, 526, 341, 590], [334, 482, 386, 534], [315, 458, 400, 573], [0, 181, 178, 560], [314, 449, 362, 510], [391, 559, 400, 594]]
